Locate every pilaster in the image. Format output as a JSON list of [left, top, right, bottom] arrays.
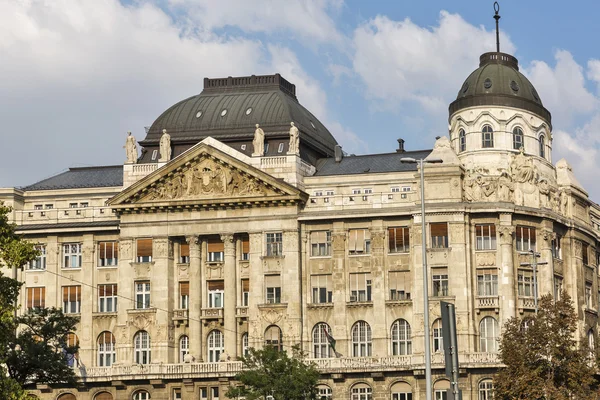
[[187, 235, 202, 361], [498, 218, 515, 324], [221, 233, 237, 359]]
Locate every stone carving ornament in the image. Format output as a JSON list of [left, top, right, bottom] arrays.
[[331, 233, 346, 252], [263, 308, 283, 324], [498, 226, 515, 245], [252, 124, 265, 156], [124, 131, 137, 164], [287, 122, 299, 155], [159, 129, 172, 162], [119, 240, 132, 259]]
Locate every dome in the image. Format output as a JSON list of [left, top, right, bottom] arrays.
[[449, 52, 551, 126]]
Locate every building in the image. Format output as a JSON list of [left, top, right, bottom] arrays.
[[1, 43, 600, 400]]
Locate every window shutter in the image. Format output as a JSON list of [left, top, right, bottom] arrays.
[[265, 275, 281, 287], [475, 225, 483, 237], [355, 230, 365, 252], [241, 238, 250, 254], [99, 242, 106, 256], [179, 282, 189, 296], [113, 242, 119, 259], [208, 280, 224, 291], [430, 223, 448, 237], [242, 279, 250, 292], [137, 239, 153, 257], [105, 243, 113, 259], [348, 230, 357, 252], [207, 239, 224, 253], [63, 286, 69, 302], [180, 243, 190, 257], [40, 287, 45, 307]]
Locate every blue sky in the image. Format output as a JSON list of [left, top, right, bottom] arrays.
[[2, 0, 600, 200]]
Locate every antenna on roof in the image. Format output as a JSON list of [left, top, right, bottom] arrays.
[[493, 2, 501, 52]]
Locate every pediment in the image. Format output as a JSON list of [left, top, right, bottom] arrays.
[[109, 141, 307, 211]]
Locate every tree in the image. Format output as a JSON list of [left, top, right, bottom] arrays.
[[226, 345, 320, 400], [494, 292, 599, 399]]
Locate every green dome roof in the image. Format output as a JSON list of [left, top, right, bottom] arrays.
[[449, 52, 551, 126]]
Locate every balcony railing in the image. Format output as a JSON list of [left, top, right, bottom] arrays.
[[476, 296, 499, 313], [201, 308, 223, 325], [172, 309, 189, 327], [518, 297, 536, 312]]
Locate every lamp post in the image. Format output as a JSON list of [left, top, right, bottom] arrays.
[[401, 156, 443, 400], [519, 249, 548, 313]]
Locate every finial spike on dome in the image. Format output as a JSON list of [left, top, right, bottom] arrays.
[[493, 2, 501, 52]]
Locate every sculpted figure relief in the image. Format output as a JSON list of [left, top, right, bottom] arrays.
[[252, 124, 265, 156], [510, 147, 538, 184], [124, 131, 138, 164], [287, 121, 299, 155], [159, 129, 172, 162]]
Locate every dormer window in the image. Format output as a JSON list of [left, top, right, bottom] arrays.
[[459, 129, 466, 152], [539, 135, 546, 158], [512, 127, 523, 150], [482, 125, 494, 148]]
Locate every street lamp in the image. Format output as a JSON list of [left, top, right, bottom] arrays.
[[519, 249, 548, 313], [401, 156, 443, 400]]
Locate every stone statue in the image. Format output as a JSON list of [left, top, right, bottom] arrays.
[[287, 121, 299, 155], [560, 190, 569, 215], [510, 147, 538, 184], [538, 179, 550, 208], [252, 124, 265, 156], [124, 131, 137, 164], [497, 171, 514, 202], [159, 129, 172, 162]]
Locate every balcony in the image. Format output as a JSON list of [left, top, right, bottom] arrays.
[[201, 308, 223, 325], [518, 297, 536, 313], [476, 296, 499, 313], [236, 306, 248, 323], [172, 309, 189, 327]]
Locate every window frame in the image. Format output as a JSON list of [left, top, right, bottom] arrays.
[[62, 243, 83, 269], [310, 231, 332, 257], [179, 335, 189, 363], [430, 223, 449, 249], [134, 331, 151, 365], [62, 285, 81, 314], [539, 134, 546, 158], [482, 124, 494, 148], [312, 322, 332, 359], [388, 227, 410, 253], [475, 224, 496, 250], [28, 245, 47, 270], [479, 317, 499, 353], [349, 273, 372, 302], [348, 229, 371, 255], [458, 128, 466, 152], [351, 321, 372, 357], [98, 241, 119, 267], [512, 127, 524, 150], [477, 270, 498, 296], [391, 319, 412, 356], [98, 284, 118, 313], [97, 331, 116, 367], [515, 226, 536, 252], [265, 275, 282, 304], [432, 268, 449, 297], [311, 274, 333, 304], [266, 232, 283, 257], [135, 281, 151, 309], [432, 319, 443, 353], [207, 330, 224, 362]]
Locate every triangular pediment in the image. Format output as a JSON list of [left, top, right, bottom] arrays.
[[108, 141, 307, 210]]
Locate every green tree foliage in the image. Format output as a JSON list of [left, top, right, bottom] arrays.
[[495, 292, 599, 399], [226, 345, 320, 400]]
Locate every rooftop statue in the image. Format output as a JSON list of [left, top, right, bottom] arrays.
[[124, 131, 137, 164], [252, 124, 265, 157], [287, 121, 299, 155], [159, 129, 172, 162]]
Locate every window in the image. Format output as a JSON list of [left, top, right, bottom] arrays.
[[62, 286, 81, 314], [312, 322, 332, 358], [351, 384, 372, 400], [583, 243, 589, 265], [589, 329, 595, 352], [311, 275, 332, 304], [26, 287, 45, 310], [265, 325, 283, 351], [479, 317, 499, 353], [277, 143, 284, 153], [432, 268, 449, 297], [352, 189, 361, 195], [63, 243, 82, 268], [34, 204, 42, 210], [349, 273, 372, 302], [98, 284, 117, 312], [94, 392, 113, 400], [552, 235, 562, 259], [208, 281, 224, 308], [241, 279, 249, 307], [179, 335, 189, 363], [266, 233, 283, 256], [80, 202, 89, 208], [363, 188, 373, 194], [554, 276, 563, 300], [478, 379, 493, 400], [151, 149, 158, 160], [518, 270, 534, 297], [98, 242, 118, 266], [242, 333, 249, 357], [388, 227, 410, 253], [477, 270, 498, 297], [433, 319, 443, 352], [459, 129, 466, 152], [134, 331, 151, 364], [28, 245, 46, 270], [482, 125, 494, 148], [264, 143, 269, 153], [475, 224, 496, 250], [173, 389, 182, 400], [211, 387, 220, 400], [133, 390, 150, 400], [69, 203, 78, 208], [265, 275, 281, 304], [317, 385, 332, 400], [348, 229, 371, 255], [434, 380, 450, 400], [310, 231, 331, 257], [391, 187, 400, 193], [241, 144, 246, 151], [241, 236, 249, 261], [351, 321, 372, 357], [389, 271, 411, 300], [180, 243, 190, 263], [97, 331, 115, 367], [326, 190, 334, 196], [586, 283, 593, 309], [512, 127, 524, 150], [515, 226, 536, 251], [391, 382, 412, 400], [207, 238, 224, 262], [45, 204, 54, 209], [539, 135, 545, 158], [179, 282, 189, 309], [430, 223, 448, 248], [391, 319, 412, 355], [64, 333, 79, 368], [135, 281, 151, 309], [136, 238, 153, 263]]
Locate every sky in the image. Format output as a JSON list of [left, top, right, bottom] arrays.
[[2, 0, 600, 200]]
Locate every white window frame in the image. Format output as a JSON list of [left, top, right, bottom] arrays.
[[518, 270, 534, 297], [478, 379, 494, 400], [482, 125, 494, 148], [134, 331, 151, 365], [479, 317, 499, 353], [62, 243, 82, 269], [475, 224, 496, 250], [134, 391, 151, 400], [351, 321, 372, 357], [207, 330, 224, 362], [312, 322, 332, 358], [512, 127, 524, 150], [391, 319, 412, 355], [266, 232, 283, 256], [351, 386, 372, 400], [310, 231, 331, 257], [516, 226, 536, 252], [433, 319, 443, 353], [459, 128, 466, 152], [135, 281, 151, 309], [432, 269, 449, 297], [62, 285, 81, 314], [28, 245, 46, 270], [98, 284, 117, 313], [179, 335, 189, 363], [98, 241, 118, 267], [208, 285, 224, 308], [477, 271, 498, 296], [242, 333, 249, 357], [348, 229, 371, 255], [97, 331, 116, 367]]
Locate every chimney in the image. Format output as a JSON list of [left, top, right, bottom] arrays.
[[334, 145, 343, 163], [396, 138, 405, 153]]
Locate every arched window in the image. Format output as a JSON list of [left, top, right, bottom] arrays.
[[65, 332, 79, 368], [539, 135, 546, 158], [317, 384, 332, 400], [479, 317, 499, 353], [478, 379, 494, 400], [433, 379, 450, 400], [391, 319, 412, 355], [512, 127, 524, 150], [264, 325, 283, 351], [242, 333, 249, 357], [207, 330, 224, 362], [133, 391, 150, 400], [351, 383, 372, 400], [390, 382, 412, 400], [94, 392, 114, 400], [97, 331, 116, 367], [458, 129, 466, 152], [57, 394, 76, 400], [432, 319, 443, 353], [312, 322, 332, 358], [134, 331, 151, 364], [482, 125, 494, 148], [179, 335, 189, 363], [352, 321, 372, 357]]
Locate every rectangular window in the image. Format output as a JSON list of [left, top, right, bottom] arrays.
[[45, 204, 54, 209], [80, 202, 88, 208], [326, 190, 334, 196], [389, 271, 411, 300], [207, 280, 224, 308], [63, 243, 82, 268], [151, 149, 158, 160], [277, 143, 284, 153], [349, 272, 372, 302], [69, 203, 78, 208], [98, 284, 117, 312], [515, 226, 536, 252], [310, 274, 333, 303], [310, 231, 331, 257], [135, 281, 151, 309], [207, 239, 224, 262], [586, 283, 593, 309], [266, 232, 283, 256], [211, 387, 219, 400], [391, 187, 400, 193], [551, 235, 562, 259], [34, 204, 42, 210], [554, 276, 563, 300], [241, 279, 250, 307], [98, 241, 119, 267], [518, 270, 534, 297], [26, 287, 45, 310], [28, 245, 46, 270], [402, 186, 411, 192], [363, 188, 373, 194], [241, 236, 250, 261], [477, 270, 498, 296], [179, 243, 190, 263], [348, 229, 371, 255], [352, 189, 361, 195], [475, 224, 496, 250], [430, 223, 449, 248], [432, 268, 449, 297], [179, 282, 189, 309], [136, 238, 153, 263], [173, 388, 182, 400], [583, 243, 589, 265], [388, 227, 410, 253], [62, 285, 81, 314], [265, 275, 282, 304]]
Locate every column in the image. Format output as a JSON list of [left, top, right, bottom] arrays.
[[221, 234, 237, 359], [498, 224, 516, 323], [187, 236, 202, 361], [539, 226, 555, 298]]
